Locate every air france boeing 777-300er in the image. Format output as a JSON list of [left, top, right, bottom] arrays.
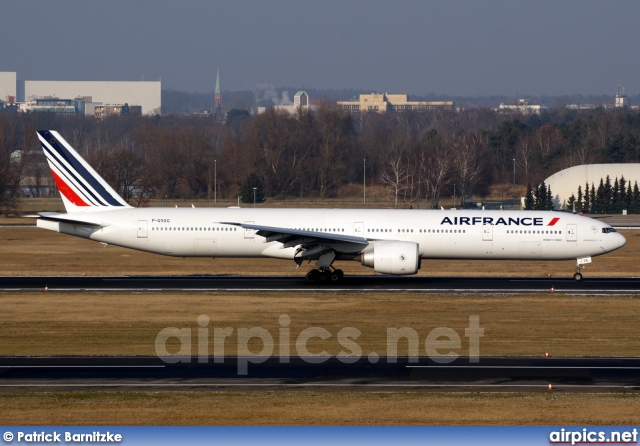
[[35, 130, 626, 283]]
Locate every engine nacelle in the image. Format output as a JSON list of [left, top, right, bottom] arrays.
[[360, 241, 420, 275]]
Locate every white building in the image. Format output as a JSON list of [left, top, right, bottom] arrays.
[[0, 72, 17, 102], [271, 91, 316, 114], [498, 99, 548, 115], [544, 164, 640, 209]]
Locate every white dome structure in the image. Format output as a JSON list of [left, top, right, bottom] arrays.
[[545, 164, 640, 209]]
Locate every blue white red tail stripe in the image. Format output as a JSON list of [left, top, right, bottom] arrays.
[[41, 143, 104, 207], [37, 130, 130, 212]]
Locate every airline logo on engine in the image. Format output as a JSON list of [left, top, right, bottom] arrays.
[[441, 216, 560, 226]]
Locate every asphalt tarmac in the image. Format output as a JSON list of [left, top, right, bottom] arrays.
[[3, 274, 638, 393], [0, 356, 638, 393], [1, 275, 639, 294]]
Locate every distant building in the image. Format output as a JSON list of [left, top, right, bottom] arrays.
[[0, 72, 16, 103], [615, 84, 629, 108], [497, 99, 547, 115], [94, 103, 142, 119], [20, 97, 89, 115], [24, 80, 159, 115], [274, 91, 311, 113], [337, 93, 454, 115], [0, 73, 160, 115], [565, 103, 598, 111], [0, 96, 19, 112], [566, 85, 637, 111], [265, 91, 317, 115]]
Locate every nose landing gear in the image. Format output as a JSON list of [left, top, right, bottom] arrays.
[[573, 257, 591, 281]]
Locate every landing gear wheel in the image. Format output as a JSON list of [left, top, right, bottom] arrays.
[[573, 272, 583, 282], [306, 269, 321, 283], [327, 270, 341, 283], [305, 268, 344, 284]]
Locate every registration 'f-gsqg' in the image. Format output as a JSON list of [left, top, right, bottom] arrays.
[[36, 130, 626, 283]]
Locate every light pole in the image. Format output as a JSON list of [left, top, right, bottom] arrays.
[[214, 159, 217, 206], [363, 158, 366, 204], [513, 158, 516, 185], [237, 196, 242, 207], [453, 184, 456, 208], [253, 187, 257, 208]]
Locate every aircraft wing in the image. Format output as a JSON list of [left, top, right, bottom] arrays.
[[221, 222, 369, 256], [38, 212, 107, 228]]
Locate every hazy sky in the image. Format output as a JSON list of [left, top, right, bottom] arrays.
[[4, 0, 640, 96]]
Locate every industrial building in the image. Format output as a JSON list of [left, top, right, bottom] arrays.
[[0, 72, 160, 115], [337, 93, 454, 115]]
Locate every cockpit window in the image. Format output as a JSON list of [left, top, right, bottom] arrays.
[[602, 227, 617, 233]]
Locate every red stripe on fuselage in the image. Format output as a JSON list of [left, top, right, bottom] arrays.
[[50, 170, 89, 207], [547, 217, 560, 226]]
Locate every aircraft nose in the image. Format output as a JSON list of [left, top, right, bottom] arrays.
[[618, 232, 627, 249]]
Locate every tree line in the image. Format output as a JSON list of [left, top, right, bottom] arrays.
[[1, 105, 640, 214], [569, 176, 640, 214]]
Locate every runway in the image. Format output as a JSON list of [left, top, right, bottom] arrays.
[[1, 356, 638, 393], [1, 275, 639, 294]]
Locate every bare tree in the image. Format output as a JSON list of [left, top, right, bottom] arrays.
[[380, 155, 410, 208], [516, 133, 534, 185], [315, 106, 352, 197], [534, 124, 565, 170], [451, 132, 486, 206], [418, 130, 451, 209], [380, 129, 412, 207]]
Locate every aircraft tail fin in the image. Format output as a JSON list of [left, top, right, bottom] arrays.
[[37, 130, 131, 213]]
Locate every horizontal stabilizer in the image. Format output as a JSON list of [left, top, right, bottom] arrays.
[[38, 212, 106, 228]]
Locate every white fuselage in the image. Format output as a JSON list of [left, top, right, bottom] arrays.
[[37, 207, 626, 263]]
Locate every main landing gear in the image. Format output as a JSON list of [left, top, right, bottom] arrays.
[[305, 267, 344, 284]]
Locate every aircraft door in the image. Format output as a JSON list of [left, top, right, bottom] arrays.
[[482, 224, 493, 241], [354, 222, 364, 237], [244, 221, 255, 239], [137, 220, 148, 238], [567, 224, 577, 242]]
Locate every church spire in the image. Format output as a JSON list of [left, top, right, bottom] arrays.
[[214, 69, 222, 112]]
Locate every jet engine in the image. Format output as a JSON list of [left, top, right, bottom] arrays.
[[359, 241, 420, 275]]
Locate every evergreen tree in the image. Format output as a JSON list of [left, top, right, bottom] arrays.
[[535, 181, 547, 210], [240, 173, 266, 204], [546, 184, 553, 210], [612, 177, 620, 213], [633, 182, 640, 214], [619, 176, 627, 213], [576, 185, 583, 211], [568, 193, 576, 212], [524, 183, 534, 210], [604, 175, 612, 213], [589, 182, 596, 213], [595, 179, 605, 214], [584, 182, 590, 213], [625, 181, 633, 213]]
